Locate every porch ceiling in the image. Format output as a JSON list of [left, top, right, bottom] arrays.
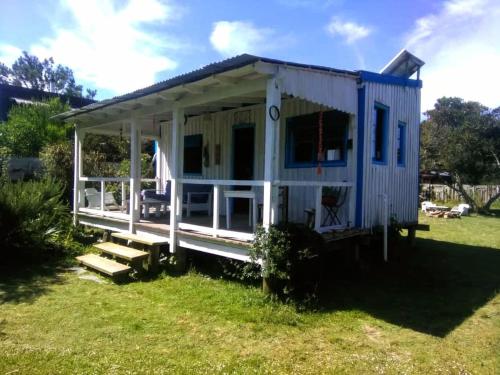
[[69, 66, 271, 134], [56, 54, 359, 134]]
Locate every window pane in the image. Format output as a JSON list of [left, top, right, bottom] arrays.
[[373, 105, 388, 163], [286, 110, 348, 167]]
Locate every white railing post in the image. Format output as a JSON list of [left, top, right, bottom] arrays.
[[263, 76, 281, 229], [213, 184, 219, 237], [314, 185, 322, 232], [121, 181, 126, 212], [100, 180, 105, 213], [169, 106, 184, 252], [129, 120, 141, 232]]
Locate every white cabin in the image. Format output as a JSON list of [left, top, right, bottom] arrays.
[[57, 52, 424, 262]]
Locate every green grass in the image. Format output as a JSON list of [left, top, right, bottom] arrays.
[[1, 214, 499, 374]]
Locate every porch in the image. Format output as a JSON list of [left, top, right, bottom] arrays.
[[68, 56, 359, 261]]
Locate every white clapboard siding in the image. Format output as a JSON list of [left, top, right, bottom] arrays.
[[161, 97, 352, 223], [360, 82, 420, 228]]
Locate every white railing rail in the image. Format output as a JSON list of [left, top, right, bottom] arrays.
[[176, 178, 353, 240], [77, 176, 159, 220]]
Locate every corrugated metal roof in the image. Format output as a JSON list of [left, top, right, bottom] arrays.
[[56, 54, 358, 120]]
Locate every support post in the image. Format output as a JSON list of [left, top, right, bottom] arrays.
[[262, 76, 281, 293], [129, 120, 141, 232], [73, 127, 84, 225], [169, 107, 184, 253], [262, 76, 281, 229]]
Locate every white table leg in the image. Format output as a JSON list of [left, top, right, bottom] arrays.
[[252, 198, 257, 231], [226, 197, 231, 229], [248, 199, 251, 226]]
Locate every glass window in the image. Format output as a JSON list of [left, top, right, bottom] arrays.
[[183, 134, 203, 175], [372, 103, 389, 164], [285, 110, 349, 168], [397, 121, 406, 166]]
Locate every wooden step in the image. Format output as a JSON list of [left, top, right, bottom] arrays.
[[94, 242, 148, 262], [112, 232, 169, 246], [76, 254, 131, 277]]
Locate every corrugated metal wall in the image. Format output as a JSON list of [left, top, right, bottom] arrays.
[[360, 82, 421, 228], [161, 98, 354, 224]]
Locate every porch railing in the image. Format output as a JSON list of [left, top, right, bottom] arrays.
[[77, 176, 157, 220], [178, 178, 353, 241]]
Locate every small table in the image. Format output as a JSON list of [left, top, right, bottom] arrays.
[[224, 190, 257, 231], [142, 199, 167, 219]]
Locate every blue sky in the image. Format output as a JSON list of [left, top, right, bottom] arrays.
[[1, 0, 499, 112]]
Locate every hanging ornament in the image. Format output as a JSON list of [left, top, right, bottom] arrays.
[[316, 110, 324, 175]]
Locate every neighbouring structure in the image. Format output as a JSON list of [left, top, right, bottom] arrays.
[[0, 83, 95, 122], [56, 50, 424, 263]]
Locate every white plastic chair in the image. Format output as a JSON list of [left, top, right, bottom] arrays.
[[450, 203, 470, 216], [85, 188, 121, 211], [421, 201, 437, 212]]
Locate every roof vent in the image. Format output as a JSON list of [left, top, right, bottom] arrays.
[[380, 49, 425, 79]]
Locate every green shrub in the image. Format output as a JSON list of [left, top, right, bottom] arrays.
[[0, 178, 79, 261], [40, 140, 73, 200], [235, 223, 326, 300]]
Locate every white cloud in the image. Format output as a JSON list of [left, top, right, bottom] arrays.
[[28, 0, 183, 96], [0, 44, 22, 66], [210, 21, 290, 57], [405, 0, 500, 112], [325, 17, 371, 44]]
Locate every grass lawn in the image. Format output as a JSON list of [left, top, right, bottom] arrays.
[[1, 213, 499, 374]]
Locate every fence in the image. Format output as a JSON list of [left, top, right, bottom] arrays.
[[420, 184, 500, 204]]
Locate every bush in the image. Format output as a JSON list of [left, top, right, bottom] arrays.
[[0, 178, 79, 261], [40, 140, 73, 201], [237, 223, 326, 300]]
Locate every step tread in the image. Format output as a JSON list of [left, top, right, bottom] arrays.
[[94, 242, 149, 261], [112, 232, 168, 246], [76, 254, 131, 276]]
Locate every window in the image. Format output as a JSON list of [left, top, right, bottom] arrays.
[[397, 121, 406, 166], [372, 103, 389, 164], [285, 110, 349, 168], [183, 134, 203, 175]]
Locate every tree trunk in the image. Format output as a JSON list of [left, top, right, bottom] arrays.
[[482, 190, 500, 212], [444, 174, 478, 212]]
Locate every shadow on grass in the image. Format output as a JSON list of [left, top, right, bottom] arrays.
[[318, 238, 500, 337], [0, 258, 70, 305]]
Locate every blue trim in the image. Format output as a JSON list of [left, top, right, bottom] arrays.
[[284, 112, 348, 169], [355, 87, 365, 228], [358, 70, 422, 88], [372, 102, 389, 165], [397, 121, 406, 167]]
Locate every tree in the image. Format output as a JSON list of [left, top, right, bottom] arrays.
[[0, 98, 71, 157], [421, 97, 500, 212], [0, 51, 97, 99]]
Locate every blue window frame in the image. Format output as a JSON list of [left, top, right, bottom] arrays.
[[183, 134, 203, 175], [285, 110, 349, 168], [372, 102, 389, 164], [397, 121, 406, 167]]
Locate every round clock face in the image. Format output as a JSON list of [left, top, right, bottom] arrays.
[[269, 105, 280, 121]]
